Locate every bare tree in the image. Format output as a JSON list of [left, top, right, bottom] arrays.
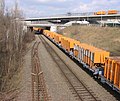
[[0, 0, 5, 15], [0, 0, 34, 100]]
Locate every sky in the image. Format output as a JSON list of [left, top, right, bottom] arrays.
[[5, 0, 120, 18]]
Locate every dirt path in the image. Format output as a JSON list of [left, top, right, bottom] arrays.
[[17, 42, 35, 101]]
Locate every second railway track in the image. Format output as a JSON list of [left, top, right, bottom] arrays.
[[31, 40, 50, 101], [39, 35, 101, 101]]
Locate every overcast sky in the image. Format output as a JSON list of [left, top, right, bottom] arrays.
[[5, 0, 120, 18]]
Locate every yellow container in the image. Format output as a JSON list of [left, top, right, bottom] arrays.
[[67, 39, 74, 51], [90, 50, 102, 67], [113, 58, 120, 88], [78, 44, 110, 68], [61, 37, 68, 50], [101, 51, 110, 64], [95, 11, 106, 15], [108, 10, 118, 14], [49, 32, 55, 39], [44, 30, 51, 37], [54, 34, 63, 43], [104, 57, 120, 89], [61, 37, 64, 48], [43, 30, 49, 36], [76, 42, 110, 68]]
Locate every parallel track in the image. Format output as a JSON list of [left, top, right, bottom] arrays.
[[31, 40, 50, 101], [39, 35, 101, 101]]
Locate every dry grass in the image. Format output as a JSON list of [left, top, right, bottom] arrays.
[[61, 26, 120, 56]]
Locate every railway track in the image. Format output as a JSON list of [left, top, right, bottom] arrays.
[[31, 40, 50, 101], [39, 35, 101, 101]]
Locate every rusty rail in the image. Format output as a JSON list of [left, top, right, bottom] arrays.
[[31, 41, 50, 101]]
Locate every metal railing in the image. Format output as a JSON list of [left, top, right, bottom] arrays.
[[39, 10, 120, 18]]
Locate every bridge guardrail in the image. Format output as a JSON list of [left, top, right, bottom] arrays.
[[40, 11, 120, 18]]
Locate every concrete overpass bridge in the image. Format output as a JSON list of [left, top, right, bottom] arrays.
[[25, 11, 120, 32], [25, 11, 120, 23]]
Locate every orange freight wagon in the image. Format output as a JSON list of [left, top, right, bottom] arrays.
[[89, 49, 109, 68], [104, 57, 120, 89]]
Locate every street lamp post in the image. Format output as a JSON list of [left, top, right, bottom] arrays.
[[101, 11, 103, 27]]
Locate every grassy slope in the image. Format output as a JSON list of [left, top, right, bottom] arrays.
[[61, 26, 120, 56]]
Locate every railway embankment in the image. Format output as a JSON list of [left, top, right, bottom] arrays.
[[61, 26, 120, 56]]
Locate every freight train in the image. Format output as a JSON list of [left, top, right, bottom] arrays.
[[33, 27, 120, 93]]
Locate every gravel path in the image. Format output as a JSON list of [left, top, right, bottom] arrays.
[[17, 41, 35, 101]]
